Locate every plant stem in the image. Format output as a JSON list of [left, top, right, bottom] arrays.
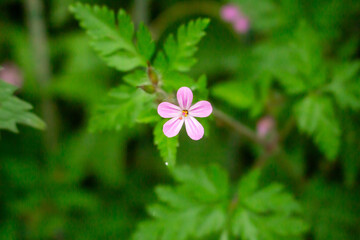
[[149, 1, 221, 39], [25, 0, 58, 152], [212, 107, 266, 146], [133, 0, 149, 26]]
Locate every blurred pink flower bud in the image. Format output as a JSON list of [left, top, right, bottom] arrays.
[[220, 3, 250, 34], [0, 62, 23, 88], [234, 17, 250, 33], [256, 116, 275, 138], [220, 4, 240, 22]]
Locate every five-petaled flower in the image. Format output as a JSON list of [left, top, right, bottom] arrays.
[[157, 87, 213, 140]]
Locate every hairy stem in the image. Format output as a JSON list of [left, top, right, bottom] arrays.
[[25, 0, 58, 152], [212, 107, 266, 146]]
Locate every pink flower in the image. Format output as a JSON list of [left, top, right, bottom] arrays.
[[256, 116, 275, 138], [220, 4, 240, 22], [0, 62, 23, 88], [157, 87, 212, 140], [220, 3, 250, 34], [233, 17, 250, 33]]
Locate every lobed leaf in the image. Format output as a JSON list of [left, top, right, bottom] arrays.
[[136, 23, 155, 61], [0, 80, 45, 132], [133, 167, 307, 240], [211, 80, 255, 109], [153, 120, 179, 166], [231, 170, 308, 240], [89, 85, 155, 132], [132, 165, 228, 240], [162, 18, 210, 72], [70, 3, 151, 71], [326, 61, 360, 110], [294, 95, 340, 160]]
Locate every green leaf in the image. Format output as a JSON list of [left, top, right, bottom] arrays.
[[326, 61, 360, 110], [59, 130, 126, 186], [211, 80, 255, 109], [172, 165, 229, 202], [194, 74, 209, 99], [163, 18, 210, 72], [232, 209, 258, 240], [232, 170, 308, 240], [242, 184, 301, 214], [123, 69, 149, 87], [237, 170, 261, 199], [258, 22, 325, 95], [294, 95, 340, 160], [133, 166, 307, 240], [70, 3, 146, 71], [89, 85, 155, 132], [132, 221, 160, 240], [0, 80, 45, 132], [161, 71, 195, 92], [153, 120, 179, 166], [136, 23, 155, 61], [132, 165, 228, 240]]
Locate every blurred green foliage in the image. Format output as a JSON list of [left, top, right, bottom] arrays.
[[1, 0, 360, 239]]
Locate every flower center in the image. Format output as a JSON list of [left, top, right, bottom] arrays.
[[182, 110, 188, 117]]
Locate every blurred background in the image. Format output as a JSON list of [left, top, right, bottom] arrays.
[[1, 0, 360, 239]]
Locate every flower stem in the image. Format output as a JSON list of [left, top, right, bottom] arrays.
[[149, 1, 221, 39], [25, 0, 59, 152], [212, 107, 266, 146]]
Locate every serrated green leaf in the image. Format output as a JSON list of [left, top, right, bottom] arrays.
[[133, 165, 307, 240], [132, 165, 228, 240], [258, 22, 325, 95], [195, 206, 226, 237], [153, 120, 179, 166], [326, 61, 360, 109], [70, 3, 146, 71], [173, 165, 229, 202], [132, 221, 160, 240], [154, 51, 168, 72], [123, 69, 149, 87], [238, 170, 261, 200], [163, 18, 210, 72], [260, 215, 309, 236], [211, 80, 255, 109], [232, 209, 258, 240], [136, 23, 155, 61], [232, 170, 308, 240], [89, 85, 155, 132], [161, 71, 195, 92], [294, 95, 340, 160], [194, 74, 209, 99], [0, 80, 45, 132], [243, 183, 301, 214]]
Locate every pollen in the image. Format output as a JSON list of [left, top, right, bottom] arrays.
[[182, 110, 188, 117]]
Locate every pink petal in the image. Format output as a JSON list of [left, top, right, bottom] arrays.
[[177, 87, 193, 110], [220, 4, 241, 22], [158, 102, 181, 118], [185, 116, 204, 141], [189, 101, 213, 118], [163, 117, 184, 138], [233, 17, 250, 33]]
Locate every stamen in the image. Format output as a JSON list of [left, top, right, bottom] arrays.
[[182, 110, 188, 117]]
